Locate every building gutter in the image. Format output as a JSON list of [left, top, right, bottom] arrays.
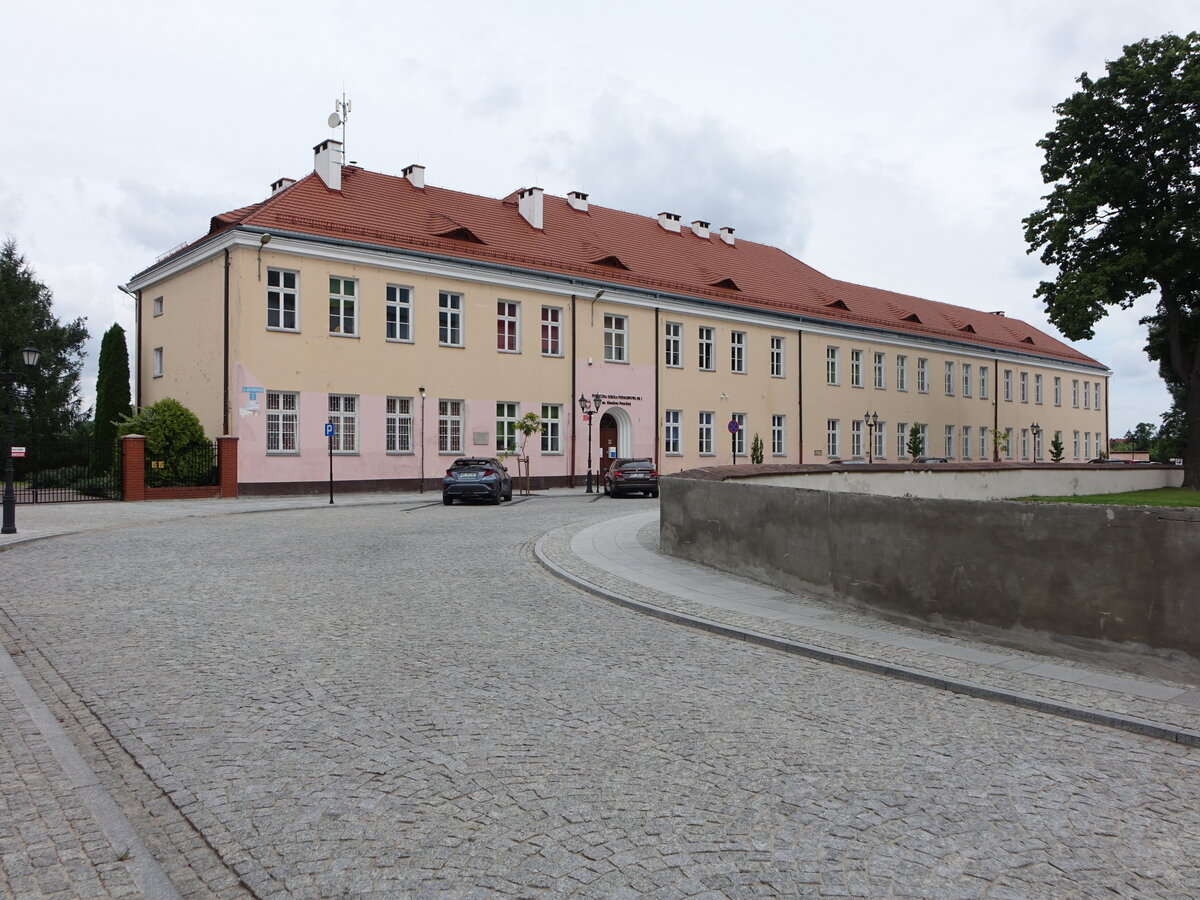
[[223, 249, 230, 435]]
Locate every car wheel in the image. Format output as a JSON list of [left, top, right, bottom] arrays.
[[603, 480, 610, 496], [650, 490, 659, 498], [504, 485, 512, 501], [443, 495, 453, 506], [491, 489, 502, 505]]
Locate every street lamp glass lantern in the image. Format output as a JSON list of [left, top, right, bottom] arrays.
[[578, 393, 589, 413], [592, 392, 601, 411], [22, 344, 40, 367]]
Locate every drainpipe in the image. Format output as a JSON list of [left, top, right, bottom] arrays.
[[223, 249, 231, 435], [992, 357, 1000, 461], [796, 328, 804, 461], [654, 306, 660, 469], [569, 294, 577, 488]]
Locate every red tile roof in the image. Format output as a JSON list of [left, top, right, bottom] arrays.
[[164, 165, 1105, 368]]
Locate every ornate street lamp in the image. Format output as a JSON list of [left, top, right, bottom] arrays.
[[1031, 422, 1042, 462], [864, 411, 879, 464], [3, 344, 41, 535], [578, 392, 602, 493]]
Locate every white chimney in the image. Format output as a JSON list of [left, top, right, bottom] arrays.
[[403, 164, 425, 189], [567, 190, 589, 212], [519, 187, 544, 230], [719, 226, 736, 246], [313, 139, 344, 191], [690, 220, 710, 239], [270, 177, 296, 195], [658, 212, 682, 233]]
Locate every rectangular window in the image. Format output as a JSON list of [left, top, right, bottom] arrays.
[[698, 411, 714, 455], [945, 425, 955, 458], [944, 361, 955, 396], [962, 363, 972, 398], [897, 422, 908, 459], [917, 358, 928, 393], [604, 314, 627, 362], [851, 420, 863, 458], [1073, 430, 1080, 460], [698, 327, 715, 371], [328, 276, 357, 335], [980, 426, 988, 460], [850, 349, 863, 388], [496, 401, 518, 453], [1072, 379, 1079, 408], [266, 268, 298, 331], [386, 285, 412, 342], [772, 415, 786, 456], [664, 410, 682, 455], [874, 352, 886, 390], [1034, 374, 1043, 405], [540, 404, 562, 453], [1020, 372, 1029, 403], [874, 421, 886, 460], [980, 366, 989, 400], [328, 394, 358, 453], [827, 418, 840, 458], [1096, 432, 1103, 457], [1084, 381, 1091, 409], [1054, 376, 1062, 406], [1004, 369, 1013, 402], [497, 300, 520, 352], [1005, 427, 1014, 459], [826, 346, 840, 385], [771, 337, 785, 378], [896, 355, 908, 392], [1021, 428, 1030, 460], [439, 291, 464, 346], [386, 397, 413, 453], [541, 306, 563, 356], [152, 347, 163, 378], [152, 296, 164, 317], [1085, 432, 1092, 459], [664, 322, 682, 368], [732, 413, 746, 454], [731, 331, 746, 374], [1094, 382, 1102, 411], [918, 424, 928, 456], [962, 426, 971, 460], [266, 390, 299, 454], [1034, 428, 1044, 460], [438, 399, 464, 453]]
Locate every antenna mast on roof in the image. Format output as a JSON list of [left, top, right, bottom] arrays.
[[327, 91, 351, 158]]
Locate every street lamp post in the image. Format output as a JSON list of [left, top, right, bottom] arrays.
[[2, 344, 41, 535], [864, 411, 879, 464], [1031, 422, 1042, 462], [418, 386, 426, 493], [578, 392, 601, 493]]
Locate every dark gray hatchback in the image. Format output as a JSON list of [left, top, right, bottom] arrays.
[[442, 457, 513, 505], [603, 458, 659, 498]]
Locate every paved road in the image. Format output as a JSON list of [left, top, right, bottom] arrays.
[[2, 493, 1199, 897]]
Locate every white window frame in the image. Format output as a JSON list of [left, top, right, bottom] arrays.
[[664, 322, 682, 368], [1054, 376, 1062, 407], [541, 306, 563, 357], [1073, 430, 1080, 460], [438, 399, 464, 453], [771, 337, 785, 378], [439, 291, 464, 347], [980, 426, 988, 460], [1035, 374, 1043, 405], [152, 296, 164, 317], [826, 347, 840, 385], [1004, 370, 1013, 402], [1005, 427, 1014, 460], [732, 412, 746, 455], [962, 363, 972, 398], [874, 420, 886, 460], [850, 349, 863, 388], [698, 411, 714, 455], [945, 424, 955, 458], [917, 358, 928, 393], [540, 404, 562, 453], [266, 268, 299, 332], [1094, 382, 1102, 411], [944, 361, 955, 396], [962, 426, 971, 460], [1085, 431, 1092, 459], [896, 355, 908, 392], [665, 410, 682, 455], [152, 347, 163, 378], [772, 415, 786, 456], [496, 401, 519, 453], [874, 352, 886, 390], [328, 394, 358, 453], [1072, 379, 1080, 408], [496, 300, 520, 353], [980, 366, 989, 400], [604, 314, 627, 363], [851, 419, 863, 458], [266, 390, 299, 454], [1020, 372, 1029, 404], [328, 276, 358, 336], [827, 418, 840, 458], [386, 397, 413, 453], [386, 285, 413, 342], [917, 424, 928, 456], [698, 327, 715, 371], [730, 331, 746, 374], [896, 422, 908, 459], [1084, 381, 1091, 409]]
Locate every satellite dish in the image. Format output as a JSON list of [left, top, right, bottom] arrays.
[[327, 112, 342, 128]]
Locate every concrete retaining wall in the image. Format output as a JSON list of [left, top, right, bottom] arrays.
[[660, 476, 1200, 658]]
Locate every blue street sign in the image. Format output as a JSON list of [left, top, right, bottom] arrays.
[[324, 423, 335, 437], [728, 419, 740, 434]]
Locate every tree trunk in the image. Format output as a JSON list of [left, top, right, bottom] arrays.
[[1185, 374, 1200, 489]]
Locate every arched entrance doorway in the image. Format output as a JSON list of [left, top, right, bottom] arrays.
[[599, 413, 618, 477]]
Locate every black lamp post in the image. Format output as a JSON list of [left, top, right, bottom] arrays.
[[578, 392, 601, 493], [418, 386, 426, 493], [864, 411, 879, 464], [3, 344, 41, 535], [1031, 422, 1042, 462]]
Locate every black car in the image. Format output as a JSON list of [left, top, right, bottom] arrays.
[[603, 458, 659, 498], [442, 457, 513, 505]]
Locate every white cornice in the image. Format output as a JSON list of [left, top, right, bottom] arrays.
[[128, 228, 1110, 376]]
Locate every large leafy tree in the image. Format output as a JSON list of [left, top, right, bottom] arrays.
[[0, 239, 89, 441], [92, 323, 131, 473], [1023, 32, 1200, 487]]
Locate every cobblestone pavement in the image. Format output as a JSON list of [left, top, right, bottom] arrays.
[[2, 492, 1199, 897]]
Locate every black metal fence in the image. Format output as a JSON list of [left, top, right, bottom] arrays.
[[144, 440, 218, 488], [13, 437, 121, 503]]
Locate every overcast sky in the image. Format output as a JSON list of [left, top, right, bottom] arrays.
[[4, 1, 1195, 435]]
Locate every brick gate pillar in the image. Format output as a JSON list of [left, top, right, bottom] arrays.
[[216, 436, 239, 498], [121, 434, 146, 501]]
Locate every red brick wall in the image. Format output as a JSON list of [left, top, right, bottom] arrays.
[[121, 435, 239, 501]]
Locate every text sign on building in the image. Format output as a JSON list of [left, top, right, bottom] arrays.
[[11, 447, 25, 457]]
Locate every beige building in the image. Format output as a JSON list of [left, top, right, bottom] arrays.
[[125, 139, 1110, 493]]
